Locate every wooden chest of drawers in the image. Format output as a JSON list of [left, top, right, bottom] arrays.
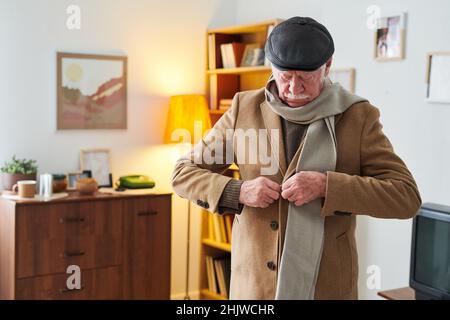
[[0, 191, 172, 300]]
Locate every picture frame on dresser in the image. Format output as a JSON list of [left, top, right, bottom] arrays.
[[67, 170, 92, 190], [80, 148, 112, 187]]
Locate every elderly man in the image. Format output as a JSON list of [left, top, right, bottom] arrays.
[[171, 17, 421, 300]]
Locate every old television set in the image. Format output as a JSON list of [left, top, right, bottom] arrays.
[[410, 203, 450, 300]]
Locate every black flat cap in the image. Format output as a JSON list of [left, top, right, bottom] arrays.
[[265, 17, 334, 71]]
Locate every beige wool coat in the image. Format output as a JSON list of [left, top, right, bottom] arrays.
[[171, 87, 422, 300]]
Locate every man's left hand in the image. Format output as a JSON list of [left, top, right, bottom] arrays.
[[281, 171, 327, 206]]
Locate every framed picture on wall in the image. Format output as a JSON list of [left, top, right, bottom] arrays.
[[80, 149, 112, 187], [329, 68, 356, 93], [57, 52, 127, 130], [374, 12, 407, 61], [426, 52, 450, 104]]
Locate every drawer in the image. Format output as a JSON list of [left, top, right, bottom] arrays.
[[123, 196, 171, 299], [16, 200, 123, 241], [17, 234, 122, 278], [16, 266, 122, 300]]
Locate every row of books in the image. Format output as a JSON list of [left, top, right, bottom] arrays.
[[205, 256, 231, 297], [208, 213, 234, 244], [220, 42, 265, 68], [207, 25, 275, 70]]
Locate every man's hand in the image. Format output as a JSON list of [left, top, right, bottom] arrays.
[[281, 171, 327, 206], [239, 177, 281, 208]]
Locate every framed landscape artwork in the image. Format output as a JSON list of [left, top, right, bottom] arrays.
[[57, 52, 127, 129]]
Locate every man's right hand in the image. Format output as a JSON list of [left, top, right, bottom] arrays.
[[239, 177, 281, 208]]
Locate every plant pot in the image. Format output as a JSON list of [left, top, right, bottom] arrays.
[[0, 172, 37, 191]]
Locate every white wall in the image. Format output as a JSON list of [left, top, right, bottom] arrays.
[[0, 0, 236, 299], [235, 0, 450, 299]]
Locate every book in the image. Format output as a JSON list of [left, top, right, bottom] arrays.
[[225, 215, 233, 243], [208, 213, 215, 240], [205, 256, 215, 292], [228, 42, 246, 68], [214, 259, 227, 296], [212, 214, 224, 242], [220, 44, 229, 68], [219, 99, 233, 106], [219, 215, 227, 243], [208, 34, 215, 70], [264, 25, 275, 66]]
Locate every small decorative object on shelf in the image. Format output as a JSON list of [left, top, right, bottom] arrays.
[[0, 155, 38, 191], [67, 170, 92, 190], [76, 177, 98, 195], [52, 174, 68, 193]]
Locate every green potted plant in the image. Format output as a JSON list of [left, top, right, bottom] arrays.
[[0, 155, 38, 191]]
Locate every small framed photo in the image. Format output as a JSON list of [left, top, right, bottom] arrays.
[[240, 44, 264, 67], [329, 68, 356, 93], [80, 149, 112, 187], [374, 13, 406, 61], [67, 170, 92, 190], [425, 52, 450, 104]]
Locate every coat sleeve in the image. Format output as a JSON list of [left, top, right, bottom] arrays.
[[171, 93, 240, 214], [321, 106, 422, 219]]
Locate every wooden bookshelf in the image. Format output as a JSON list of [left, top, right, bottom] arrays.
[[200, 18, 282, 301], [198, 165, 239, 300], [206, 19, 283, 125]]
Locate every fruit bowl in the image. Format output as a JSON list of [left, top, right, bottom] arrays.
[[76, 178, 98, 195]]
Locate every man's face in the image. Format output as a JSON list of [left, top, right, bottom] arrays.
[[271, 58, 332, 108]]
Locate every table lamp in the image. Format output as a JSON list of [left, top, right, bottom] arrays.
[[164, 94, 211, 300]]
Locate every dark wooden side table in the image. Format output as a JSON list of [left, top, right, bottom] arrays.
[[378, 287, 416, 300]]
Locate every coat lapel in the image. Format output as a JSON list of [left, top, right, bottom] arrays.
[[260, 101, 287, 181]]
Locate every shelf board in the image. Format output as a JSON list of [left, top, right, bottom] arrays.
[[202, 238, 231, 252], [207, 66, 271, 75], [200, 289, 228, 300], [209, 109, 227, 115], [207, 19, 282, 35]]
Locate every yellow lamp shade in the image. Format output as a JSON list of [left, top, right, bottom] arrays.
[[164, 95, 211, 145]]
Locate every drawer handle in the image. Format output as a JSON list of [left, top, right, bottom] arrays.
[[59, 217, 85, 224], [60, 251, 85, 258], [138, 211, 157, 217], [60, 286, 85, 294]]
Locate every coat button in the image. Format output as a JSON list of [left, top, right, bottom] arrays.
[[270, 221, 279, 231], [267, 261, 276, 271]]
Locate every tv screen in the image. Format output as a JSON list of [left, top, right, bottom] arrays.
[[413, 213, 450, 295], [411, 203, 450, 298]]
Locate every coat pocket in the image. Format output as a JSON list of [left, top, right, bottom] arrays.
[[336, 232, 353, 296]]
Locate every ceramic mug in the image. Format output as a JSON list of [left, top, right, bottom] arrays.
[[12, 180, 37, 198]]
